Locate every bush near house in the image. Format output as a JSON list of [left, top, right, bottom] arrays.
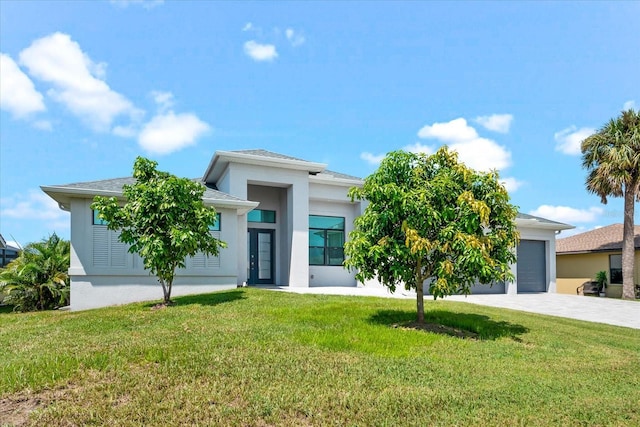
[[0, 234, 70, 312]]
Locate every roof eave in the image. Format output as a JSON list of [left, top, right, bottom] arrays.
[[203, 150, 328, 183], [42, 185, 258, 214], [309, 174, 364, 187], [41, 185, 123, 209], [515, 217, 575, 231]]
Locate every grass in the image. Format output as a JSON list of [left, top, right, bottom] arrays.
[[1, 288, 639, 426]]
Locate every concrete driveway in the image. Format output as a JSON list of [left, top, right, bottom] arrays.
[[268, 286, 640, 329]]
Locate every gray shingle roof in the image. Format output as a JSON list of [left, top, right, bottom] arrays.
[[229, 149, 362, 181], [46, 177, 248, 203], [318, 169, 363, 181], [516, 212, 571, 226], [557, 223, 640, 254], [230, 149, 310, 163]]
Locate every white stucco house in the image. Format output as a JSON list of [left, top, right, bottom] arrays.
[[42, 149, 573, 310]]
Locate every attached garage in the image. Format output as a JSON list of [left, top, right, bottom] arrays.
[[466, 214, 572, 295], [517, 240, 547, 293]]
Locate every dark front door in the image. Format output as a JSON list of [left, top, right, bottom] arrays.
[[247, 229, 274, 285]]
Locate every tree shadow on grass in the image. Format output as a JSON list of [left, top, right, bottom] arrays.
[[144, 289, 246, 309], [0, 304, 15, 314], [369, 309, 529, 341]]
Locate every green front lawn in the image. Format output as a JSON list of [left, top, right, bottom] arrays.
[[1, 288, 639, 426]]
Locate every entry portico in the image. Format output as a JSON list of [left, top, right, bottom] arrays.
[[203, 150, 327, 287]]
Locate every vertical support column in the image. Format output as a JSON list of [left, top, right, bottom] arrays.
[[227, 167, 249, 287], [287, 180, 309, 287], [547, 238, 557, 293], [506, 244, 518, 295], [237, 213, 248, 286]]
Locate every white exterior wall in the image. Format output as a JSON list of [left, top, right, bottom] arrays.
[[308, 198, 361, 287], [68, 198, 239, 310]]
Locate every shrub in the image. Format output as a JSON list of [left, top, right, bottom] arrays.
[[0, 234, 70, 311]]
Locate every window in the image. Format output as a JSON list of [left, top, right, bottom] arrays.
[[248, 209, 276, 223], [610, 254, 622, 284], [93, 209, 108, 226], [208, 213, 222, 231], [309, 215, 345, 266]]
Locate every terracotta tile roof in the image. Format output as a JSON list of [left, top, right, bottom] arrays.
[[556, 223, 640, 254]]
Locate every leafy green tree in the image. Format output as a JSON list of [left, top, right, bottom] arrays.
[[345, 147, 519, 323], [0, 234, 70, 312], [92, 157, 225, 305], [581, 109, 640, 300]]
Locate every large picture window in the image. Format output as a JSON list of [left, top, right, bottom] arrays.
[[309, 215, 345, 266], [609, 254, 622, 284]]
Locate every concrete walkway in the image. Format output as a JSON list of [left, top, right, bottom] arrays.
[[267, 286, 640, 329]]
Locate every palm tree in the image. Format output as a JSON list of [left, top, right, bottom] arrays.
[[581, 109, 640, 300], [0, 234, 70, 311]]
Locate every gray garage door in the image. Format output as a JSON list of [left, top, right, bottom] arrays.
[[517, 240, 547, 293], [470, 281, 505, 294]]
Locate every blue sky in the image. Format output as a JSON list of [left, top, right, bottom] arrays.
[[1, 0, 638, 247]]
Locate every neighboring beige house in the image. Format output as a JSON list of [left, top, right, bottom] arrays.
[[556, 224, 640, 298]]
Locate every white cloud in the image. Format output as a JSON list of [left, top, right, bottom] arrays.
[[450, 138, 511, 171], [151, 90, 174, 113], [243, 40, 278, 62], [475, 114, 513, 133], [554, 126, 595, 155], [529, 205, 603, 224], [0, 190, 69, 230], [362, 119, 512, 172], [623, 100, 636, 110], [403, 142, 435, 155], [110, 0, 164, 9], [19, 32, 139, 132], [417, 118, 511, 172], [417, 118, 478, 142], [500, 177, 524, 193], [360, 152, 386, 165], [0, 53, 46, 118], [285, 28, 305, 47], [242, 22, 254, 32], [138, 111, 210, 155]]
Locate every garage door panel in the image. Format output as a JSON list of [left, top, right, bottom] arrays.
[[470, 281, 505, 294], [517, 240, 546, 293]]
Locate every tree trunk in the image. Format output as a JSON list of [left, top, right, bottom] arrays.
[[164, 279, 173, 304], [159, 279, 169, 303], [621, 185, 636, 300], [415, 261, 425, 323]]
